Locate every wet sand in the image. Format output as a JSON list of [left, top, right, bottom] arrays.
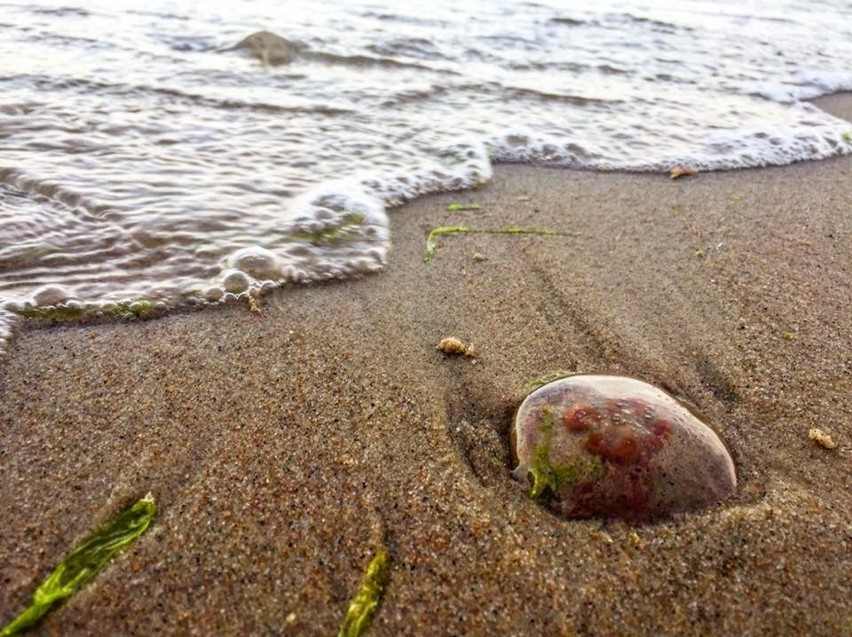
[[1, 96, 851, 636]]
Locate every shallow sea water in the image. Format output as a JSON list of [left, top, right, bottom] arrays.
[[1, 0, 851, 353]]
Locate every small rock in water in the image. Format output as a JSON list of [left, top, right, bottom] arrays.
[[512, 375, 736, 523], [231, 31, 302, 66]]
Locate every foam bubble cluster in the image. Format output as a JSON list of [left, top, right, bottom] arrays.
[[488, 112, 852, 172], [201, 141, 492, 303], [31, 285, 76, 308], [200, 183, 390, 303], [359, 139, 493, 206]]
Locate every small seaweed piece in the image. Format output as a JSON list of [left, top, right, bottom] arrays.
[[17, 300, 158, 325], [424, 225, 468, 263], [1, 493, 157, 637], [19, 306, 87, 324], [110, 300, 153, 320], [337, 548, 390, 637], [446, 203, 481, 211], [292, 212, 366, 244], [423, 225, 568, 263]]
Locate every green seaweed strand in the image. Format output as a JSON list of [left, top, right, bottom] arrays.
[[1, 493, 157, 637], [423, 225, 568, 263], [292, 212, 366, 244], [18, 299, 154, 325], [446, 203, 481, 211], [337, 548, 390, 637]]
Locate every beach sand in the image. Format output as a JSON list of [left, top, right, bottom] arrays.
[[1, 96, 850, 636]]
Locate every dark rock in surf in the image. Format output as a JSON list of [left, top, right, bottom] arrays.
[[227, 31, 302, 66]]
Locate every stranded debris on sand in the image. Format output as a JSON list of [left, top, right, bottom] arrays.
[[436, 336, 476, 358], [669, 166, 699, 179], [247, 289, 262, 314], [808, 428, 837, 450], [511, 375, 736, 523]]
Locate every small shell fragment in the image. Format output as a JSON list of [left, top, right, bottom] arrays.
[[670, 166, 699, 179], [437, 336, 476, 357], [512, 375, 736, 523], [808, 428, 836, 450]]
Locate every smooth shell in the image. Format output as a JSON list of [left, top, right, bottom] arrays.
[[512, 375, 736, 522]]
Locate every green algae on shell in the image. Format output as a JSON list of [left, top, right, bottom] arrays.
[[512, 376, 736, 523], [1, 493, 156, 636]]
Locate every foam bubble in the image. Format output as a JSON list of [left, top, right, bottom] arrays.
[[31, 285, 75, 307], [209, 181, 392, 303], [203, 286, 225, 303], [220, 269, 252, 294], [225, 247, 282, 280]]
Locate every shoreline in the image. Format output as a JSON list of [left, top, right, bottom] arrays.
[[1, 96, 850, 635]]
